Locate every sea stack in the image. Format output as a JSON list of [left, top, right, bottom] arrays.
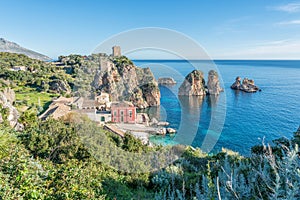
[[231, 76, 261, 93], [178, 70, 206, 96], [207, 70, 223, 95]]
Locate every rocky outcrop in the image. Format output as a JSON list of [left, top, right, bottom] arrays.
[[207, 70, 223, 95], [156, 128, 167, 135], [136, 113, 150, 125], [158, 77, 176, 85], [157, 121, 170, 126], [231, 77, 242, 90], [167, 128, 176, 134], [2, 87, 16, 104], [0, 88, 23, 130], [49, 79, 71, 94], [231, 77, 261, 93], [149, 117, 159, 126], [178, 70, 206, 96], [92, 57, 160, 108]]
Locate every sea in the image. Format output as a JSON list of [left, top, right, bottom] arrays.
[[133, 60, 300, 155]]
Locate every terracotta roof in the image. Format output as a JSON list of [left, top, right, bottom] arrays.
[[39, 104, 70, 120], [82, 99, 96, 108], [111, 101, 134, 108], [53, 96, 73, 104]]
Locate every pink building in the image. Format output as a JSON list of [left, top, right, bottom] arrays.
[[111, 101, 136, 123]]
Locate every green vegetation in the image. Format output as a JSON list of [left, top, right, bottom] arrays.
[[0, 52, 74, 113], [14, 87, 58, 112], [58, 54, 107, 96], [113, 56, 134, 67], [1, 52, 300, 199], [1, 110, 300, 199]]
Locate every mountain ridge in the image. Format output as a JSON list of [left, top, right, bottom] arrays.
[[0, 38, 51, 61]]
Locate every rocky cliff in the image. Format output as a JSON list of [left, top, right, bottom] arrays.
[[0, 88, 23, 130], [231, 77, 261, 93], [49, 79, 71, 94], [178, 70, 206, 96], [0, 38, 51, 61], [92, 57, 160, 108], [207, 70, 223, 95]]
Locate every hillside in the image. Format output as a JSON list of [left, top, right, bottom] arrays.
[[0, 38, 51, 61], [59, 54, 160, 108], [0, 52, 300, 199]]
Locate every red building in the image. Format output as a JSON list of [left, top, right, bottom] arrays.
[[111, 101, 136, 123]]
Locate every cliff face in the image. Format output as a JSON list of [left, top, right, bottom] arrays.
[[207, 70, 223, 95], [0, 88, 23, 130], [178, 70, 206, 96], [92, 58, 160, 108]]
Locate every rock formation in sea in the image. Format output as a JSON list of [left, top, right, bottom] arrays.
[[178, 70, 206, 96], [158, 77, 176, 85], [92, 57, 160, 108], [207, 70, 223, 95], [0, 88, 23, 130], [231, 76, 261, 93], [166, 127, 176, 134]]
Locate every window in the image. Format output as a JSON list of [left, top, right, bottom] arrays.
[[129, 110, 132, 118], [101, 116, 105, 122], [120, 110, 124, 122]]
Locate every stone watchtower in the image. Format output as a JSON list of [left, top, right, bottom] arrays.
[[112, 46, 121, 57]]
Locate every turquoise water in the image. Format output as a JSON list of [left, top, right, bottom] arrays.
[[134, 60, 300, 155]]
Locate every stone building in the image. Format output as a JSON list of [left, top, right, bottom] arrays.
[[112, 46, 121, 57], [100, 56, 114, 71]]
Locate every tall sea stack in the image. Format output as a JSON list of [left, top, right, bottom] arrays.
[[178, 70, 206, 96], [207, 70, 223, 95]]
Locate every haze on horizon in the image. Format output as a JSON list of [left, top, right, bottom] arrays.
[[1, 0, 300, 60]]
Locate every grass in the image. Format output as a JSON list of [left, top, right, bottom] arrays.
[[14, 87, 59, 112]]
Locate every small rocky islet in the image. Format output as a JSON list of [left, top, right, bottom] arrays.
[[231, 76, 261, 93], [177, 69, 261, 96]]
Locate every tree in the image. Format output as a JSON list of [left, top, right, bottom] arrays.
[[21, 119, 90, 163], [122, 133, 143, 153], [18, 110, 38, 127], [0, 126, 15, 159]]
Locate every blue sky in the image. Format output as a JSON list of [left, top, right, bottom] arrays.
[[1, 0, 300, 59]]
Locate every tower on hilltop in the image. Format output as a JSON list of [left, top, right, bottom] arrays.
[[112, 46, 121, 57]]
